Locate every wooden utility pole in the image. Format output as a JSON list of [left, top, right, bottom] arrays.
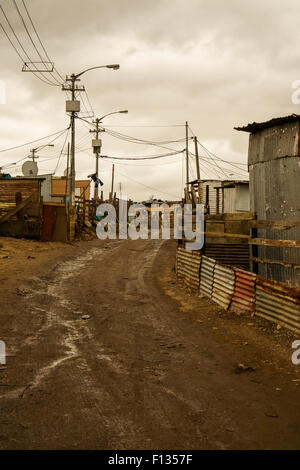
[[89, 118, 102, 199], [185, 121, 189, 197], [62, 74, 85, 206], [65, 142, 70, 199], [111, 164, 115, 199], [193, 136, 200, 181]]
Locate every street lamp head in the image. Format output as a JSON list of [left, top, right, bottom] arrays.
[[119, 110, 128, 114], [106, 64, 120, 70]]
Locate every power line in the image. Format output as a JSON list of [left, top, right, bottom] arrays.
[[186, 123, 248, 176], [198, 142, 249, 174], [0, 127, 70, 159], [21, 0, 65, 84], [80, 117, 188, 145], [103, 124, 185, 128], [0, 5, 59, 87], [53, 127, 71, 174], [101, 149, 184, 161], [12, 0, 62, 86]]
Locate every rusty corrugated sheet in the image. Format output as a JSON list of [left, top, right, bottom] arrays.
[[176, 246, 201, 289], [212, 263, 235, 310], [230, 269, 256, 314], [255, 277, 300, 333], [199, 256, 215, 298]]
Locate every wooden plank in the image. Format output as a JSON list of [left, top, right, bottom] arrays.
[[0, 194, 34, 225], [205, 232, 250, 239], [43, 202, 65, 207], [250, 256, 300, 269], [249, 238, 300, 248], [250, 227, 258, 273], [250, 220, 300, 230], [223, 212, 256, 221]]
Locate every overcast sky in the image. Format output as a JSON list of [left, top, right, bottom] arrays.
[[0, 0, 299, 200]]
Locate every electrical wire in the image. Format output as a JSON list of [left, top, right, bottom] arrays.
[[103, 124, 185, 128], [0, 127, 70, 157], [0, 5, 59, 87], [53, 127, 70, 175], [12, 0, 62, 86], [79, 117, 188, 146], [187, 123, 248, 176], [101, 149, 184, 160], [21, 0, 65, 83], [198, 142, 249, 174]]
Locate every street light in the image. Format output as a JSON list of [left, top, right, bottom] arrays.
[[30, 144, 54, 162], [90, 109, 128, 199], [72, 64, 120, 80], [62, 64, 120, 206], [98, 110, 128, 122]]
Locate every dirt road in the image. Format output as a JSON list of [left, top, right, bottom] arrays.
[[0, 238, 300, 449]]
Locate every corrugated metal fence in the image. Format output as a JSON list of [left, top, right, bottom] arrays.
[[176, 247, 201, 290], [176, 245, 300, 334]]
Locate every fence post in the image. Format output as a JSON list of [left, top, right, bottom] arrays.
[[250, 227, 258, 274]]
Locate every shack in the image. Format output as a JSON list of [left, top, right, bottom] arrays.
[[235, 114, 300, 287], [51, 177, 90, 203], [189, 179, 249, 214], [215, 181, 250, 214], [0, 177, 43, 238]]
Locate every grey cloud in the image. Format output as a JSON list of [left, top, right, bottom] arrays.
[[0, 0, 300, 199]]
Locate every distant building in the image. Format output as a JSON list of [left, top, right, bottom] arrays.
[[215, 181, 249, 213], [236, 114, 300, 286], [192, 179, 249, 214], [51, 177, 90, 203]]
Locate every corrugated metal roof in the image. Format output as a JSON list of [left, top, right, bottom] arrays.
[[235, 114, 300, 134]]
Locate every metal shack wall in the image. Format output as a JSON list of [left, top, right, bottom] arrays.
[[248, 121, 300, 286]]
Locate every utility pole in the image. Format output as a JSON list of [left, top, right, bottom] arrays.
[[185, 121, 189, 201], [111, 164, 115, 198], [89, 109, 128, 200], [30, 148, 37, 162], [193, 136, 200, 181], [30, 144, 54, 163], [89, 118, 102, 199], [62, 74, 85, 206]]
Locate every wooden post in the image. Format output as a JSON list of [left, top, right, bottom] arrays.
[[250, 227, 258, 274], [205, 185, 210, 214], [83, 193, 86, 226], [194, 136, 200, 181], [111, 164, 115, 196]]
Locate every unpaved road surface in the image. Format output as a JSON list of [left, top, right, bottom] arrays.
[[0, 238, 300, 449]]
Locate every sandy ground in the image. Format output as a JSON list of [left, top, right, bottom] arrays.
[[0, 236, 300, 449]]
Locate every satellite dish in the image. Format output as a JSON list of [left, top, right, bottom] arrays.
[[22, 161, 38, 177]]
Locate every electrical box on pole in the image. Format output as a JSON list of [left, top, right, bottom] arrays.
[[66, 100, 80, 113], [92, 139, 102, 154]]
